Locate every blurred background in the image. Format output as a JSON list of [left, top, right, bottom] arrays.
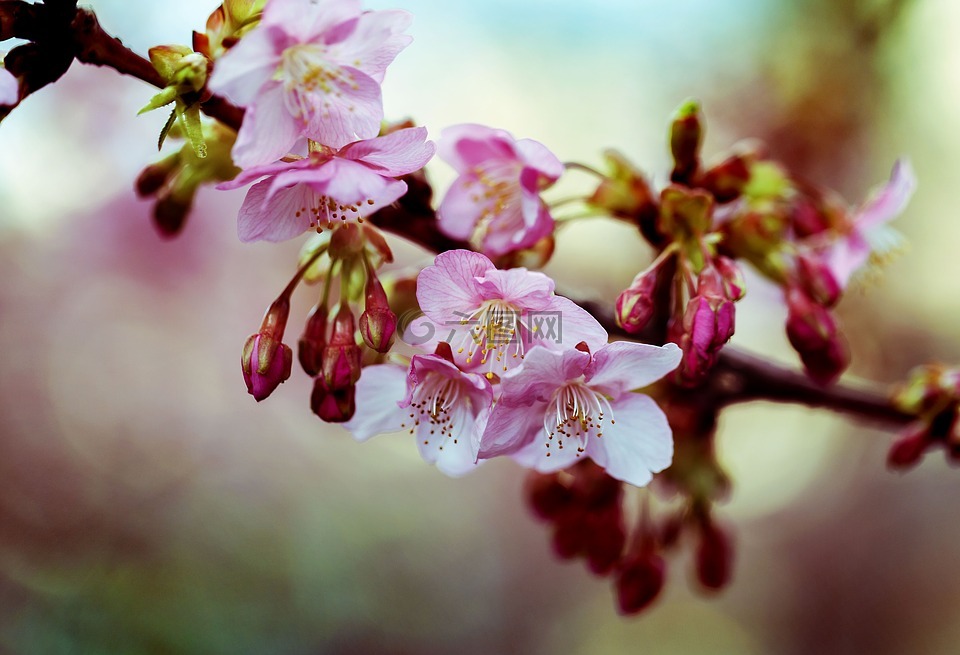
[[1, 0, 959, 652]]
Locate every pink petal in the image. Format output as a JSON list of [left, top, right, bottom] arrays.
[[538, 295, 609, 354], [587, 393, 673, 487], [437, 124, 518, 172], [338, 127, 436, 176], [206, 27, 282, 106], [515, 138, 564, 182], [498, 346, 589, 408], [416, 250, 493, 324], [437, 173, 488, 240], [475, 268, 555, 309], [325, 9, 413, 84], [263, 0, 362, 42], [294, 65, 383, 149], [233, 82, 303, 168], [218, 157, 317, 191], [585, 342, 682, 397], [854, 158, 917, 232], [510, 426, 583, 473], [342, 363, 407, 441], [478, 400, 545, 460], [321, 158, 408, 208], [824, 232, 871, 288], [0, 67, 19, 106], [237, 180, 317, 242]]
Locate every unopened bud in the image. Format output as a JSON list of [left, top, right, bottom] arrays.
[[311, 377, 356, 422], [695, 518, 733, 591], [585, 507, 627, 576], [616, 552, 666, 615], [714, 256, 746, 301], [700, 152, 753, 202], [241, 333, 293, 402], [588, 149, 658, 227], [672, 271, 736, 385], [785, 289, 849, 385], [359, 275, 397, 353], [670, 99, 703, 184], [887, 426, 930, 470], [135, 154, 180, 197], [322, 304, 361, 390], [616, 268, 658, 334], [298, 303, 329, 376], [525, 471, 574, 521], [795, 252, 841, 308]]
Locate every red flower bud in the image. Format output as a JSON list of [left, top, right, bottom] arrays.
[[670, 99, 703, 184], [359, 274, 397, 353], [795, 252, 841, 308], [695, 518, 733, 591], [616, 268, 658, 334], [241, 297, 292, 401], [585, 507, 627, 576], [525, 472, 574, 521], [311, 377, 356, 423], [887, 426, 930, 470], [785, 289, 849, 385], [298, 303, 328, 376], [322, 304, 362, 390], [714, 256, 746, 301], [700, 152, 752, 203], [616, 552, 666, 615]]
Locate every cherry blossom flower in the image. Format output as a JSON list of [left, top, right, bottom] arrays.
[[436, 124, 564, 256], [207, 0, 412, 166], [0, 64, 18, 106], [342, 352, 494, 476], [415, 250, 608, 377], [821, 158, 916, 287], [218, 127, 435, 242], [479, 342, 682, 487]]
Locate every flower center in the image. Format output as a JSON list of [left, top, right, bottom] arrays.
[[295, 192, 376, 231], [542, 381, 615, 458], [279, 45, 359, 120], [456, 299, 526, 377], [401, 372, 468, 450], [465, 161, 522, 228]]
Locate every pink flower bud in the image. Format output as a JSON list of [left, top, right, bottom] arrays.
[[700, 152, 753, 203], [298, 303, 328, 376], [241, 297, 292, 401], [616, 269, 658, 334], [790, 195, 833, 238], [887, 426, 929, 470], [359, 275, 397, 353], [310, 377, 356, 423], [616, 552, 666, 615], [585, 507, 627, 576], [795, 252, 841, 308], [695, 519, 733, 591], [241, 334, 293, 402], [714, 256, 746, 301], [322, 304, 362, 390], [785, 289, 849, 385], [672, 273, 736, 385]]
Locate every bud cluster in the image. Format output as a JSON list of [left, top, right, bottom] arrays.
[[888, 365, 960, 469]]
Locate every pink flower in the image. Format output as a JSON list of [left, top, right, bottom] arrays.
[[478, 341, 682, 487], [342, 352, 494, 476], [218, 127, 435, 242], [822, 158, 916, 287], [207, 0, 412, 166], [436, 124, 564, 256], [0, 65, 18, 106], [415, 250, 608, 377]]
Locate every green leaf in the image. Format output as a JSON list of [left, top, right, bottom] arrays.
[[138, 86, 178, 115], [157, 108, 177, 151]]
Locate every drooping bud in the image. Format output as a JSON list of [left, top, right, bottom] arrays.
[[795, 252, 841, 308], [669, 99, 703, 185], [310, 376, 356, 423], [525, 471, 574, 521], [616, 268, 659, 334], [616, 552, 666, 615], [887, 425, 930, 471], [359, 273, 397, 353], [298, 303, 328, 376], [135, 153, 180, 197], [585, 506, 627, 576], [241, 297, 293, 402], [322, 304, 362, 390], [785, 288, 849, 385], [695, 517, 733, 591]]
